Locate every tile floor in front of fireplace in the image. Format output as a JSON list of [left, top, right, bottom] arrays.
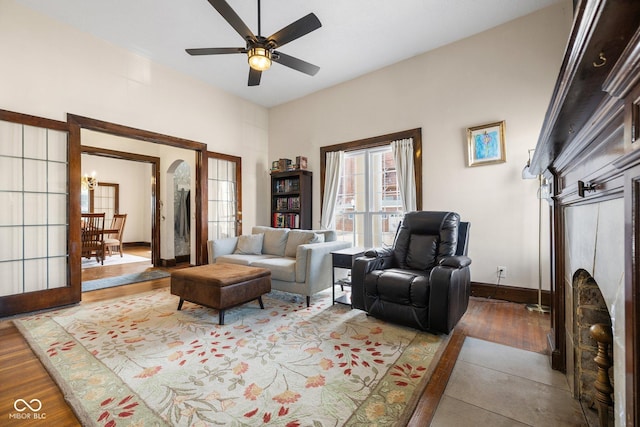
[[430, 337, 588, 426]]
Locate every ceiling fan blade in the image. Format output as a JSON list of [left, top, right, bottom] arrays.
[[208, 0, 256, 42], [248, 67, 262, 86], [267, 13, 321, 48], [272, 51, 320, 76], [186, 47, 246, 55]]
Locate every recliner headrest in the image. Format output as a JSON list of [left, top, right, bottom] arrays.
[[392, 211, 460, 270], [402, 211, 460, 236]]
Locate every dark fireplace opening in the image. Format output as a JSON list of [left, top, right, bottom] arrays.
[[573, 269, 614, 427]]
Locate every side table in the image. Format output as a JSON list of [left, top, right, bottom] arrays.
[[331, 247, 365, 305]]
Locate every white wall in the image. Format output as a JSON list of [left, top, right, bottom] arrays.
[[268, 2, 573, 288], [0, 0, 269, 234]]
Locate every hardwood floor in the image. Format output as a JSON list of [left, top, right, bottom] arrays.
[[0, 255, 549, 426], [80, 246, 157, 281]]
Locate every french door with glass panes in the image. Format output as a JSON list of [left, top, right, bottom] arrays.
[[0, 110, 77, 317], [206, 152, 242, 242], [334, 146, 404, 248]]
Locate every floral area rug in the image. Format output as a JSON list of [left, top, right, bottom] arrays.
[[14, 288, 448, 426]]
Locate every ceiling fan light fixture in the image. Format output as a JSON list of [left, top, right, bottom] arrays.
[[186, 0, 321, 86], [248, 47, 271, 71]]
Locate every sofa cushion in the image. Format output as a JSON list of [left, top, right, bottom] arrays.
[[284, 230, 317, 258], [251, 258, 296, 282], [253, 226, 290, 256], [216, 254, 278, 266], [234, 233, 263, 255]]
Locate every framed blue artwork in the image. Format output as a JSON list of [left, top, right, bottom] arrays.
[[466, 121, 506, 166]]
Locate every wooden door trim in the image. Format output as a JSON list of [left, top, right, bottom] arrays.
[[67, 114, 207, 151], [68, 114, 208, 269], [0, 109, 69, 130]]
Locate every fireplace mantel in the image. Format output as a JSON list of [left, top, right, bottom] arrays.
[[531, 1, 640, 426], [530, 0, 640, 176]]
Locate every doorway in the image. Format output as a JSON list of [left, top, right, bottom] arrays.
[[170, 160, 192, 264], [80, 150, 156, 283], [80, 143, 160, 267], [0, 109, 243, 316]]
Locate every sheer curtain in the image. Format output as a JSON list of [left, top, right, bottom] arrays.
[[391, 138, 417, 212], [320, 150, 344, 229]]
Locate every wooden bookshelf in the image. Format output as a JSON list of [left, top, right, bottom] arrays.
[[271, 170, 312, 229]]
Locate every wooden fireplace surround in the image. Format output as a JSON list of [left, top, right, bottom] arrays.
[[529, 1, 640, 425]]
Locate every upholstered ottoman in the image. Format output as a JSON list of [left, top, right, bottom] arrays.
[[170, 263, 271, 325]]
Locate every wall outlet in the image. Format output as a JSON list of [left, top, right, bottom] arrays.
[[497, 266, 507, 279]]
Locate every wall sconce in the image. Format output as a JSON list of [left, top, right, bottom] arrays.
[[578, 180, 596, 197], [538, 177, 551, 200], [521, 149, 537, 179], [81, 172, 98, 191]]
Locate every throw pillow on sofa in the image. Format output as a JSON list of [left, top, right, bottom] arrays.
[[234, 233, 264, 255], [284, 230, 318, 258], [253, 227, 289, 256]]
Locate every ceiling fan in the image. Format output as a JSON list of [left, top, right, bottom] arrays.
[[186, 0, 322, 86]]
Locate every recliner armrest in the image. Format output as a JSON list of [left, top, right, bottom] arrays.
[[360, 246, 395, 271], [429, 259, 472, 333], [439, 255, 471, 269], [352, 256, 380, 310], [351, 248, 396, 310], [364, 246, 394, 259]]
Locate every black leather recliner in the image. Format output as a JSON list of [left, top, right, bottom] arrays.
[[351, 211, 471, 334]]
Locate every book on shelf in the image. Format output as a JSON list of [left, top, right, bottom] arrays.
[[272, 212, 300, 228], [276, 197, 287, 211], [273, 178, 300, 194], [289, 196, 300, 210], [274, 196, 300, 211]]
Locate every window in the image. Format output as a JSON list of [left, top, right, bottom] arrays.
[[335, 146, 404, 247], [81, 182, 119, 224], [320, 128, 422, 248], [207, 155, 240, 240]]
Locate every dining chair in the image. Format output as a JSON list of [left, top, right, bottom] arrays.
[[104, 213, 127, 257], [81, 212, 106, 264]]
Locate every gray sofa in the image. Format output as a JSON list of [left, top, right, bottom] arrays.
[[207, 226, 351, 306]]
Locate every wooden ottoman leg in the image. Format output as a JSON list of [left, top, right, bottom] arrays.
[[258, 296, 264, 309], [219, 310, 225, 325], [177, 298, 185, 310]]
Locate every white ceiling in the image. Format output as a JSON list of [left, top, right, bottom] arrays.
[[16, 0, 562, 108]]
